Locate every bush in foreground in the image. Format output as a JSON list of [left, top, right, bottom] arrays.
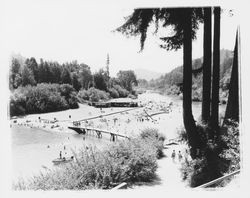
[[140, 128, 166, 159], [13, 129, 165, 190], [179, 120, 240, 187]]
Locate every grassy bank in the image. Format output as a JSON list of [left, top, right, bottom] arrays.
[[13, 128, 165, 190]]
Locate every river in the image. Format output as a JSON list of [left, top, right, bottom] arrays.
[[11, 92, 226, 182]]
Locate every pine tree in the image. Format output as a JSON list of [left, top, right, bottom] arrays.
[[21, 65, 36, 86]]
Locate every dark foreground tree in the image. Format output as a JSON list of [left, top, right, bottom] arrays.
[[116, 8, 203, 158], [211, 7, 221, 135], [182, 9, 200, 158], [224, 30, 240, 123], [201, 7, 212, 123]]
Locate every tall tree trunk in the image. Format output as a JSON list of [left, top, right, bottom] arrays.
[[224, 30, 240, 124], [183, 8, 198, 159], [211, 7, 221, 135], [202, 7, 212, 123]]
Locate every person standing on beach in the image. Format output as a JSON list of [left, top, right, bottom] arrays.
[[59, 151, 62, 159], [171, 150, 176, 163], [178, 151, 183, 162]]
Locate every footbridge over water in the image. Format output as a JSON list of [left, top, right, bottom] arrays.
[[68, 126, 129, 141]]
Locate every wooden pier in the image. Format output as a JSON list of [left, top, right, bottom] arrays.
[[75, 106, 143, 122], [68, 126, 129, 141]]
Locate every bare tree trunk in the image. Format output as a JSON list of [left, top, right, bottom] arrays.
[[224, 30, 240, 124], [202, 7, 212, 123], [183, 8, 198, 159], [211, 7, 221, 135]]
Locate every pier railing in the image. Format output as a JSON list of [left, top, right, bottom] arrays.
[[111, 182, 128, 190], [195, 170, 240, 188], [111, 170, 240, 190]]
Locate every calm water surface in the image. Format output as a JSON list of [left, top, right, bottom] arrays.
[[11, 126, 111, 181]]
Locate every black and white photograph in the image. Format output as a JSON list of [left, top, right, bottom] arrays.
[[1, 0, 249, 196]]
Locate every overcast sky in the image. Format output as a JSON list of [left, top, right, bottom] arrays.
[[2, 0, 239, 76]]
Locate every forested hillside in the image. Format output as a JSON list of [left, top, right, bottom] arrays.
[[139, 49, 233, 102]]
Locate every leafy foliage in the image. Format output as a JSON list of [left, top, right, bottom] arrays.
[[117, 70, 137, 92], [93, 69, 109, 91], [116, 8, 203, 51], [140, 128, 166, 159], [9, 55, 139, 116], [108, 88, 119, 98], [13, 129, 165, 190], [113, 85, 129, 98], [179, 120, 240, 187], [138, 49, 233, 102], [9, 83, 78, 116], [77, 87, 110, 103]]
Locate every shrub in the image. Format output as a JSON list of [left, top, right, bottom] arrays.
[[113, 85, 129, 98], [140, 128, 165, 159], [9, 92, 27, 116], [9, 83, 78, 116], [180, 121, 240, 187], [107, 139, 158, 183], [176, 127, 188, 142], [88, 87, 110, 102], [108, 88, 119, 98], [219, 121, 240, 177], [77, 88, 110, 103], [77, 89, 89, 102], [165, 85, 181, 95], [13, 136, 159, 190], [59, 84, 79, 109], [180, 156, 211, 187], [140, 128, 165, 141]]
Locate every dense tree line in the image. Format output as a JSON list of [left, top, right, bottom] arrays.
[[9, 57, 93, 91], [9, 56, 138, 93], [9, 55, 138, 116], [138, 49, 233, 102]]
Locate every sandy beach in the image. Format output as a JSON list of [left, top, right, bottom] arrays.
[[11, 93, 184, 139]]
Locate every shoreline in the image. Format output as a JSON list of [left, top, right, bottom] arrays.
[[10, 93, 176, 136], [11, 93, 183, 181]]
